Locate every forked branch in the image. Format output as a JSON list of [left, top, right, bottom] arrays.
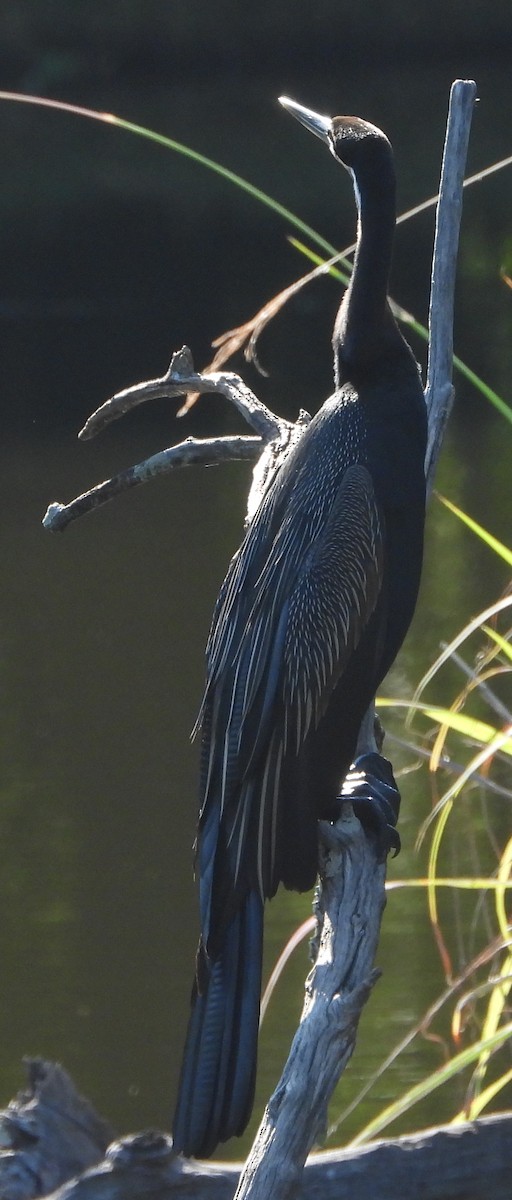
[[43, 346, 297, 533]]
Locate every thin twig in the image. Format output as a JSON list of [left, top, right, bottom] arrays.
[[385, 732, 512, 801], [42, 436, 262, 533], [441, 645, 512, 725], [79, 346, 284, 443]]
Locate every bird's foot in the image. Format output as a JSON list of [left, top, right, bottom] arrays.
[[336, 753, 401, 860]]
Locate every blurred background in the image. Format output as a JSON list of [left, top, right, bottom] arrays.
[[0, 2, 510, 1159]]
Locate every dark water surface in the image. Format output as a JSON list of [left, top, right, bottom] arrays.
[[0, 31, 511, 1158]]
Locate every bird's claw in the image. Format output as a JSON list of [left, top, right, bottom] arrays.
[[337, 752, 401, 860]]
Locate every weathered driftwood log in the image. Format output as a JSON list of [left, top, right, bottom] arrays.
[[1, 1060, 512, 1200], [0, 1061, 112, 1200]]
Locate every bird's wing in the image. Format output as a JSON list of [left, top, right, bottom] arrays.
[[282, 462, 384, 750], [198, 463, 385, 934]]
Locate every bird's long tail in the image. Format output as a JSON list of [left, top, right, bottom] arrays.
[[172, 889, 264, 1158]]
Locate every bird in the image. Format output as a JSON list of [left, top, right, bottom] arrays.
[[172, 98, 427, 1159]]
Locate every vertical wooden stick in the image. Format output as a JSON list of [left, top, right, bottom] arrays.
[[425, 79, 477, 489]]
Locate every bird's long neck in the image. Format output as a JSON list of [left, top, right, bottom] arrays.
[[334, 147, 397, 383]]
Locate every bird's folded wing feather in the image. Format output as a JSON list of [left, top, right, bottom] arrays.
[[282, 463, 384, 750], [197, 464, 385, 930]]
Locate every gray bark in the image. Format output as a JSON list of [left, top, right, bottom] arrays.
[[1, 1061, 511, 1200]]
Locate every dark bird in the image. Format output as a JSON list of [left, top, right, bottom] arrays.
[[172, 98, 427, 1158]]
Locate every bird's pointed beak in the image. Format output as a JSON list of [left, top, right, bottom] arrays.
[[278, 97, 332, 145]]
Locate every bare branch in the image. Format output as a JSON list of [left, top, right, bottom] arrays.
[[42, 436, 262, 533], [79, 346, 284, 443], [425, 79, 477, 489], [43, 347, 298, 533]]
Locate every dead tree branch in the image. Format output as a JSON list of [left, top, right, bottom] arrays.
[[42, 345, 300, 533], [425, 79, 477, 487], [1, 1062, 511, 1200]]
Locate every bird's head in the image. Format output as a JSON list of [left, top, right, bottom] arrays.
[[278, 97, 391, 175]]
